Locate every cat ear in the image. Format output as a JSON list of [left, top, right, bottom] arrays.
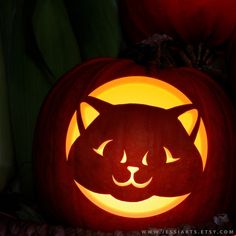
[[168, 104, 200, 142], [83, 96, 112, 112], [77, 96, 112, 131]]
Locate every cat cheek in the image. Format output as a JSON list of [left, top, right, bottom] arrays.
[[106, 149, 124, 164], [134, 170, 151, 183], [148, 154, 164, 168], [112, 167, 130, 182]]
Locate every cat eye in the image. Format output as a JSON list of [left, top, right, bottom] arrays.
[[93, 139, 113, 156], [120, 151, 127, 163], [120, 151, 149, 165], [164, 147, 180, 163], [142, 151, 149, 166]]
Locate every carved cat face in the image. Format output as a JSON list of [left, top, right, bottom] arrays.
[[68, 97, 203, 201]]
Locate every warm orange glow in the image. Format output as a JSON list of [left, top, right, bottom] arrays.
[[177, 109, 208, 168], [164, 147, 180, 163], [195, 119, 208, 168], [74, 180, 190, 218], [120, 151, 127, 163], [66, 76, 208, 218], [112, 166, 153, 188], [80, 102, 99, 129], [142, 152, 148, 166], [66, 76, 208, 168], [178, 109, 198, 136], [66, 112, 80, 158], [93, 140, 113, 157], [89, 76, 190, 108]]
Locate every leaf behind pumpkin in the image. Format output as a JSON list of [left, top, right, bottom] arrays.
[[0, 32, 15, 192], [32, 0, 81, 79], [0, 0, 54, 198], [65, 0, 122, 60]]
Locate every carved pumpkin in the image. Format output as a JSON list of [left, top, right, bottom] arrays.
[[34, 58, 236, 231], [119, 0, 236, 46]]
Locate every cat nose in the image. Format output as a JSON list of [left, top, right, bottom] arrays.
[[127, 166, 139, 174]]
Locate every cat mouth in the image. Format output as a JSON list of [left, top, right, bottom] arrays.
[[112, 175, 152, 188], [74, 179, 190, 218], [112, 165, 153, 188]]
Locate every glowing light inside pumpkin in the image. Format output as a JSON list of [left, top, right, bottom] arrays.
[[65, 76, 208, 218], [164, 147, 180, 163], [74, 180, 190, 218], [80, 102, 100, 129], [93, 139, 113, 157], [178, 109, 198, 135], [112, 166, 153, 188], [66, 76, 208, 168]]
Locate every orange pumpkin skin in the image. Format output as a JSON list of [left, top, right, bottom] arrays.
[[119, 0, 236, 46], [34, 58, 236, 231]]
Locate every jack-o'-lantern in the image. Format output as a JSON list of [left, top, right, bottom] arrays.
[[119, 0, 236, 46], [34, 58, 236, 231]]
